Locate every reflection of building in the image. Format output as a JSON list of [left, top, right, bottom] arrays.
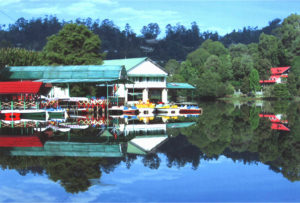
[[0, 136, 43, 147], [259, 113, 290, 131], [127, 135, 168, 155], [0, 114, 197, 157], [259, 66, 290, 84], [8, 141, 123, 157]]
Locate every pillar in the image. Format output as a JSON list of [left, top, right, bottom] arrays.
[[125, 88, 128, 103], [142, 88, 149, 103], [162, 88, 168, 103]]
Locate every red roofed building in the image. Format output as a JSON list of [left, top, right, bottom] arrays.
[[0, 81, 42, 94], [260, 66, 290, 84], [0, 81, 48, 101]]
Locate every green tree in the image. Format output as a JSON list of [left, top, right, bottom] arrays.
[[287, 73, 297, 96], [229, 43, 248, 58], [258, 33, 285, 66], [141, 23, 160, 39], [254, 58, 272, 80], [196, 69, 229, 98], [164, 59, 180, 76], [232, 55, 253, 81], [276, 14, 300, 61], [249, 68, 260, 92], [42, 23, 104, 65], [186, 47, 210, 71], [0, 48, 41, 69], [272, 83, 291, 99], [201, 39, 229, 57]]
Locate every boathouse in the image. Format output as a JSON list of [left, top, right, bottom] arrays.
[[104, 57, 195, 104], [0, 58, 195, 104], [0, 65, 128, 98]]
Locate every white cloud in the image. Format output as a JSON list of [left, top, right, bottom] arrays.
[[22, 6, 61, 15], [0, 0, 21, 7], [112, 7, 179, 22], [92, 0, 118, 5], [23, 176, 59, 185], [68, 185, 117, 202], [0, 186, 57, 202]]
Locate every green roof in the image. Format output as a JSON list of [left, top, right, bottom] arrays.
[[103, 57, 147, 71], [167, 83, 195, 89], [166, 122, 196, 128], [1, 65, 127, 83]]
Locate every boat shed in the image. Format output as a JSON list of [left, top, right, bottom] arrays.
[[104, 57, 195, 104], [0, 65, 129, 98]]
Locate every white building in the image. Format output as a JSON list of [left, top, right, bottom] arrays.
[[103, 57, 169, 104]]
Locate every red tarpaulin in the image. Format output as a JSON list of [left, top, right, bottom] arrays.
[[0, 81, 42, 94], [0, 136, 43, 147]]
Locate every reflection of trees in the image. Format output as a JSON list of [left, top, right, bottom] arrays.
[[0, 155, 123, 193], [0, 101, 299, 194], [181, 101, 300, 182], [158, 134, 203, 169], [142, 154, 161, 169]]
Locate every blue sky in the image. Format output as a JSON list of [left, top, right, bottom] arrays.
[[0, 0, 299, 36], [0, 155, 300, 202]]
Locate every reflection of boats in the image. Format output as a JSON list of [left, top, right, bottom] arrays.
[[47, 108, 68, 119], [135, 100, 156, 115], [178, 105, 202, 114], [108, 106, 138, 115], [1, 108, 67, 121], [155, 104, 180, 114], [1, 109, 49, 121]]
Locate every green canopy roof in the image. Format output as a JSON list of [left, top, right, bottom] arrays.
[[1, 65, 128, 83], [166, 122, 196, 128], [103, 57, 147, 71], [167, 83, 195, 89]]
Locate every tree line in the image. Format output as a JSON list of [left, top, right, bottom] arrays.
[[0, 14, 299, 98], [0, 15, 287, 61], [166, 14, 300, 98]]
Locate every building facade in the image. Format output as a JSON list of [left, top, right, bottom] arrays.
[[104, 57, 169, 104]]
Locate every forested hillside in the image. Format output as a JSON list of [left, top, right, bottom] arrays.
[[0, 15, 283, 61]]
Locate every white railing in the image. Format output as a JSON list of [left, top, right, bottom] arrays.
[[126, 81, 166, 88]]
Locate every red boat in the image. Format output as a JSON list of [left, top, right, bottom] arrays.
[[179, 105, 202, 114]]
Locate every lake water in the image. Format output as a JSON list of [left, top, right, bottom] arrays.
[[0, 101, 300, 202]]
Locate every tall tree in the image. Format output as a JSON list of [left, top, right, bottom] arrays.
[[42, 23, 104, 65], [249, 68, 260, 92], [141, 23, 161, 39], [0, 48, 41, 69], [258, 33, 282, 66]]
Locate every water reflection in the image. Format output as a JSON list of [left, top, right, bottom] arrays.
[[0, 101, 299, 196]]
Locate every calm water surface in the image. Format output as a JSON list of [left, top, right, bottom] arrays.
[[0, 101, 300, 202]]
